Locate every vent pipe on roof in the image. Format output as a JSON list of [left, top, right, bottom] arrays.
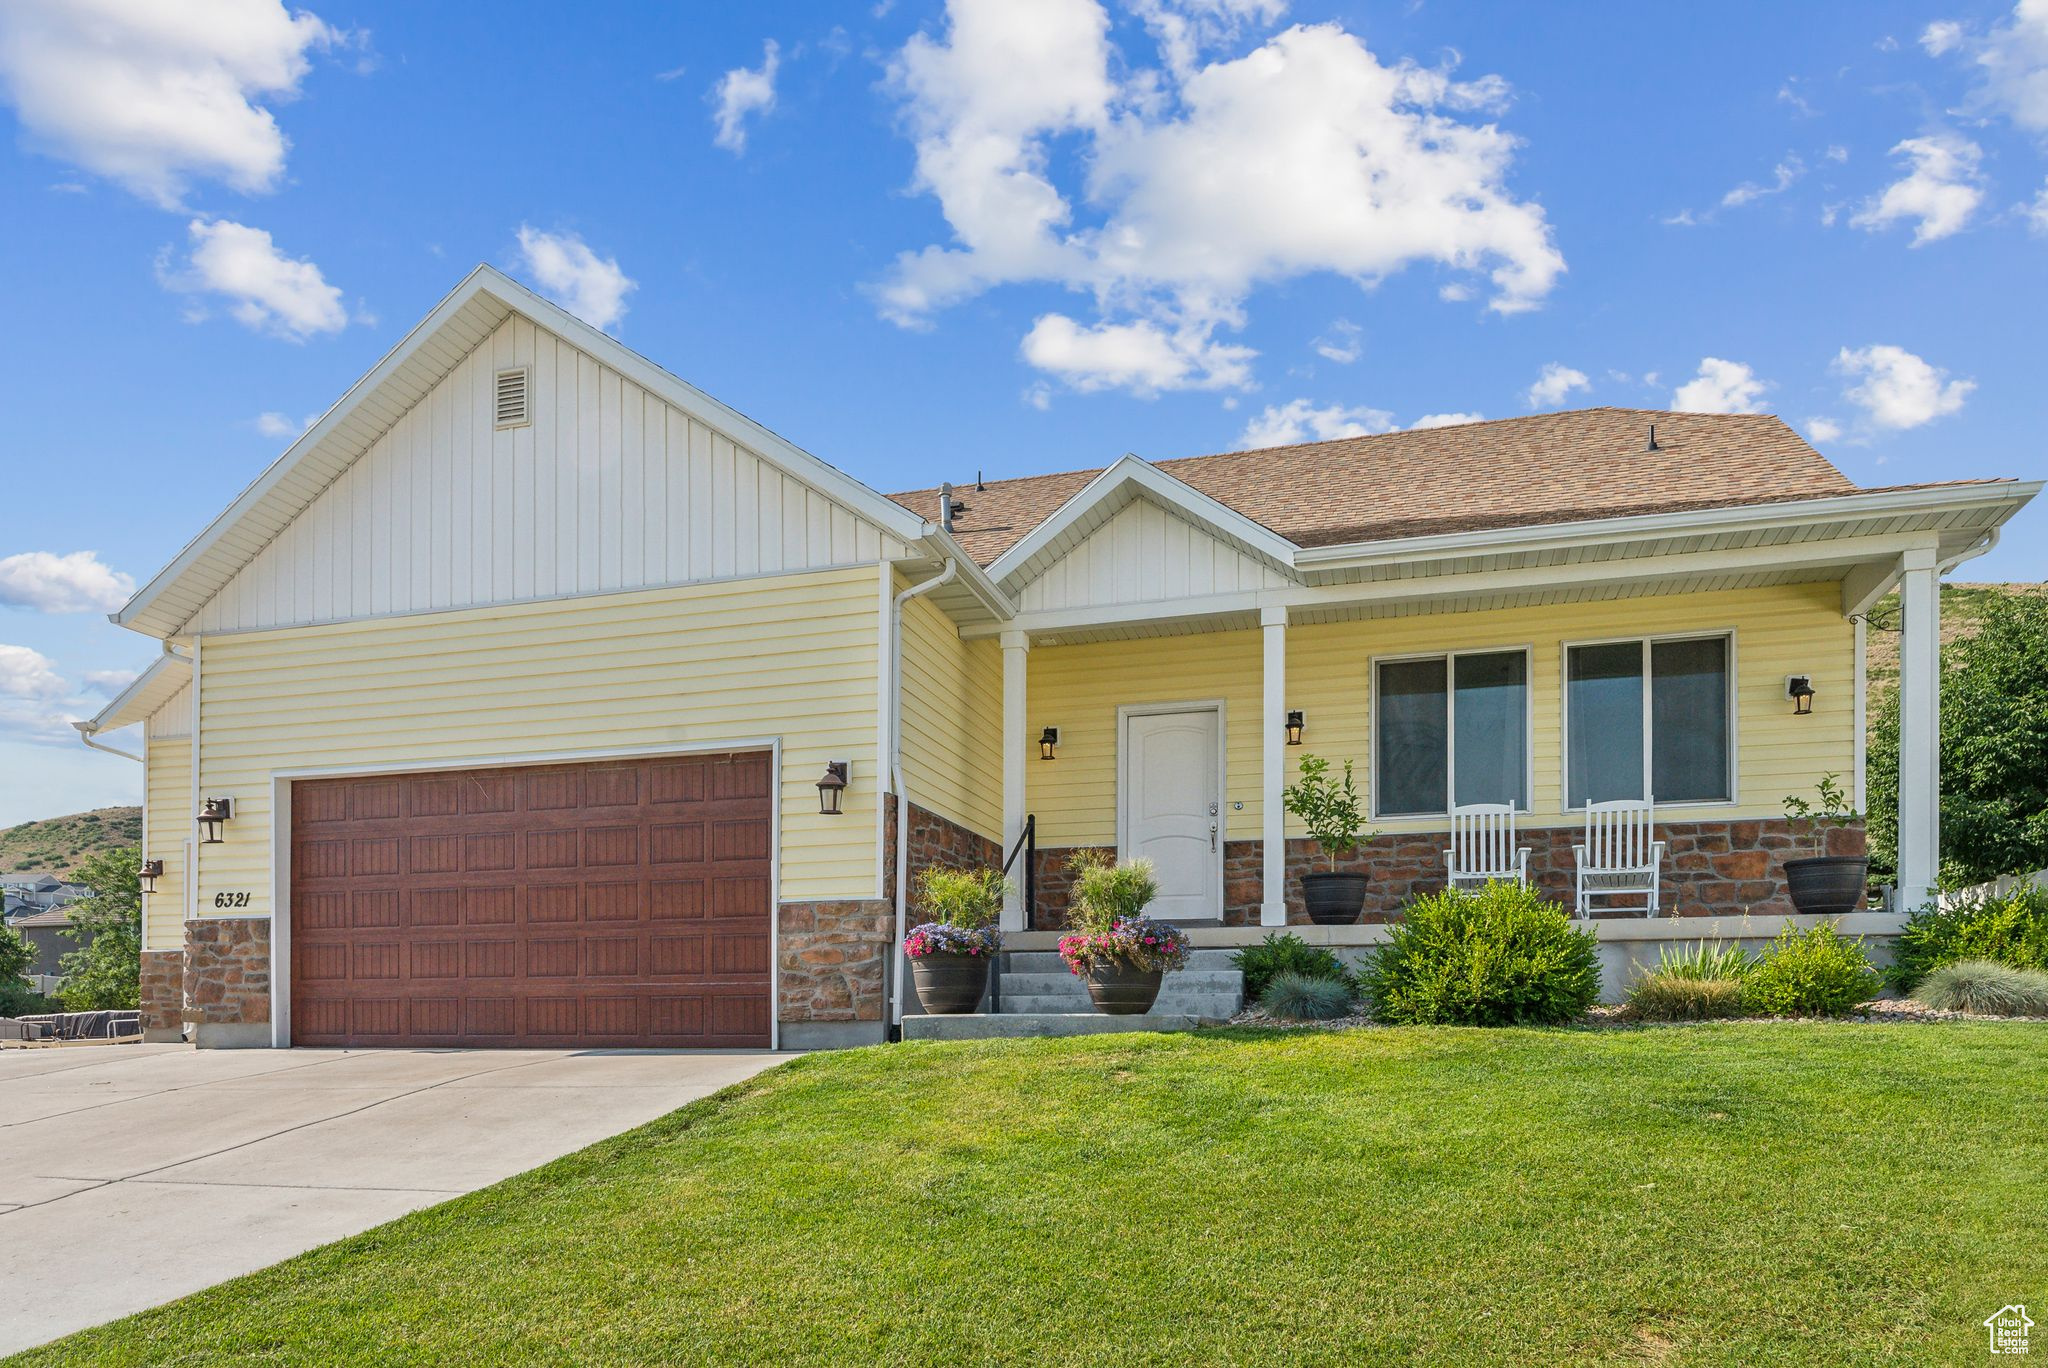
[[1646, 423, 1660, 451], [939, 481, 968, 532]]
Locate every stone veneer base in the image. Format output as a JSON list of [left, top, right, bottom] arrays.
[[139, 949, 183, 1036], [1032, 818, 1866, 926], [184, 917, 270, 1049]]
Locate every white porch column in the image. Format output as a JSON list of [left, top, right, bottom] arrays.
[[1261, 606, 1289, 927], [1000, 629, 1030, 932], [1896, 548, 1941, 909]]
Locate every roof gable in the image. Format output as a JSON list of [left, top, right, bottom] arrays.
[[117, 267, 929, 639]]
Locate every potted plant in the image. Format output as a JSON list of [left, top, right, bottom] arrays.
[[1056, 852, 1192, 1014], [903, 866, 1008, 1014], [1282, 754, 1374, 924], [1782, 773, 1869, 917]]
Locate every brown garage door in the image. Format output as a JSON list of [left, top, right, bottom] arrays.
[[289, 752, 772, 1048]]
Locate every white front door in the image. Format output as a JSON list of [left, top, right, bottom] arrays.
[[1120, 705, 1224, 922]]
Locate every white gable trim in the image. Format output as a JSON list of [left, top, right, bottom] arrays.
[[986, 455, 1300, 590], [115, 265, 929, 639], [77, 651, 191, 736]]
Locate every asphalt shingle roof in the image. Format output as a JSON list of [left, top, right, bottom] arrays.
[[888, 408, 2008, 568]]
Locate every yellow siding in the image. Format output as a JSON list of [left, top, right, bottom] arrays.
[[898, 587, 1002, 840], [143, 736, 189, 952], [192, 566, 882, 917], [1028, 583, 1856, 845]]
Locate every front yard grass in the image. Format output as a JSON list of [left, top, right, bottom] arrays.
[[18, 1023, 2048, 1366]]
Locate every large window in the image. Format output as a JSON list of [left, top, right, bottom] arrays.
[[1565, 634, 1732, 808], [1374, 649, 1529, 817]]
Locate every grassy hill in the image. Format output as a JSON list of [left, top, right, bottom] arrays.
[[0, 806, 141, 879], [1864, 580, 2045, 699]]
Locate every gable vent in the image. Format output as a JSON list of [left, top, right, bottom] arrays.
[[494, 367, 531, 430]]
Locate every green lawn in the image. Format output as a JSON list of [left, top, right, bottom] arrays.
[[19, 1025, 2048, 1366]]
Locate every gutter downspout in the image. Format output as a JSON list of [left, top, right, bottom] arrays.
[[72, 721, 143, 763], [888, 558, 958, 1035]]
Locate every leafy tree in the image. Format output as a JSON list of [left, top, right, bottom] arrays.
[[57, 846, 142, 1012], [1868, 589, 2048, 886], [0, 920, 41, 1017]]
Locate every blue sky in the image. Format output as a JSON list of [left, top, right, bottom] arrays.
[[1, 0, 2044, 825]]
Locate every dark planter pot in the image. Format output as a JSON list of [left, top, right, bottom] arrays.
[[909, 951, 991, 1015], [1784, 855, 1871, 917], [1300, 872, 1370, 925], [1082, 961, 1164, 1015]]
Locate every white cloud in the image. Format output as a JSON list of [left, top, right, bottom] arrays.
[[1409, 411, 1484, 429], [0, 644, 93, 744], [514, 226, 637, 332], [1020, 313, 1254, 393], [1239, 398, 1395, 447], [1921, 20, 1965, 55], [1849, 135, 1984, 244], [1721, 154, 1805, 208], [0, 551, 133, 613], [1804, 416, 1845, 443], [877, 2, 1563, 396], [710, 39, 781, 153], [159, 218, 350, 340], [252, 410, 319, 440], [1312, 318, 1361, 364], [82, 668, 138, 695], [1833, 344, 1974, 430], [0, 0, 340, 208], [1928, 2, 2048, 135], [2027, 179, 2048, 231], [1672, 358, 1769, 414], [1525, 362, 1589, 408], [1130, 0, 1289, 78]]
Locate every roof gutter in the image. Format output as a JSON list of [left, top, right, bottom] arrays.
[[72, 720, 142, 764]]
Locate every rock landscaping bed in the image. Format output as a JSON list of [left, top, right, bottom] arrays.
[[1229, 998, 2048, 1030]]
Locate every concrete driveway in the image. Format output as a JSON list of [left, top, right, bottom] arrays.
[[0, 1043, 785, 1355]]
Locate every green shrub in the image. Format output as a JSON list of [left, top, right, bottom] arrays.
[[1231, 933, 1354, 1002], [914, 865, 1008, 929], [1623, 972, 1745, 1022], [1741, 923, 1878, 1017], [1916, 960, 2048, 1016], [1888, 883, 2048, 991], [1065, 851, 1159, 933], [1652, 939, 1754, 982], [1361, 882, 1600, 1027], [1258, 972, 1356, 1022]]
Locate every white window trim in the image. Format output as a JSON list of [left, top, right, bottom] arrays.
[[1368, 644, 1535, 821], [1560, 628, 1740, 812]]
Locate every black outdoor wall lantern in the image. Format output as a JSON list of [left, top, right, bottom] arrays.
[[140, 859, 164, 894], [1285, 710, 1305, 745], [1039, 727, 1059, 760], [197, 797, 233, 844], [1786, 676, 1815, 716], [816, 760, 849, 815]]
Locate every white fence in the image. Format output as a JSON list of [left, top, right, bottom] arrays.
[[1939, 868, 2048, 909]]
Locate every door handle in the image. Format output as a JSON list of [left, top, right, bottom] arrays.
[[1210, 822, 1219, 852]]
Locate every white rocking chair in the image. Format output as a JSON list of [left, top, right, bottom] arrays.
[[1573, 799, 1665, 918], [1443, 804, 1530, 889]]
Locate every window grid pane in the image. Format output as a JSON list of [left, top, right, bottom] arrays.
[[1567, 642, 1646, 807], [1452, 651, 1527, 809], [1376, 659, 1447, 817], [1650, 637, 1731, 803]]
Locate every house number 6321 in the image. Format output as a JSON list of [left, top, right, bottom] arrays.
[[212, 891, 252, 909]]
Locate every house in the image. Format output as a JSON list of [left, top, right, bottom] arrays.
[[6, 905, 86, 979], [78, 266, 2038, 1050]]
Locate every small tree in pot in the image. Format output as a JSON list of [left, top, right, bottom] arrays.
[[1057, 852, 1191, 1014], [903, 866, 1008, 1014], [1782, 773, 1869, 917], [1282, 755, 1374, 924]]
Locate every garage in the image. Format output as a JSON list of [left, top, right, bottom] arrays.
[[288, 752, 773, 1048]]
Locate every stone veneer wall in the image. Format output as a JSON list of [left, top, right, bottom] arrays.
[[778, 799, 1002, 1028], [139, 949, 184, 1038], [183, 917, 271, 1036], [1033, 819, 1865, 925]]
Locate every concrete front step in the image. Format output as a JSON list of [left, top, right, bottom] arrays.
[[1003, 948, 1242, 974], [1001, 970, 1243, 996], [999, 994, 1243, 1017], [903, 1012, 1227, 1041]]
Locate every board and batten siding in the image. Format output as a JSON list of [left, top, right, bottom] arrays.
[[187, 567, 883, 920], [897, 587, 1002, 841], [194, 314, 912, 635], [1027, 583, 1856, 847], [142, 682, 192, 952], [1013, 498, 1291, 614]]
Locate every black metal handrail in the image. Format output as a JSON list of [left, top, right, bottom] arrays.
[[1001, 813, 1036, 930]]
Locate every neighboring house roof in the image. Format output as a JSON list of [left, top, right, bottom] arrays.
[[889, 408, 2013, 567], [113, 265, 936, 640], [8, 907, 77, 929]]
